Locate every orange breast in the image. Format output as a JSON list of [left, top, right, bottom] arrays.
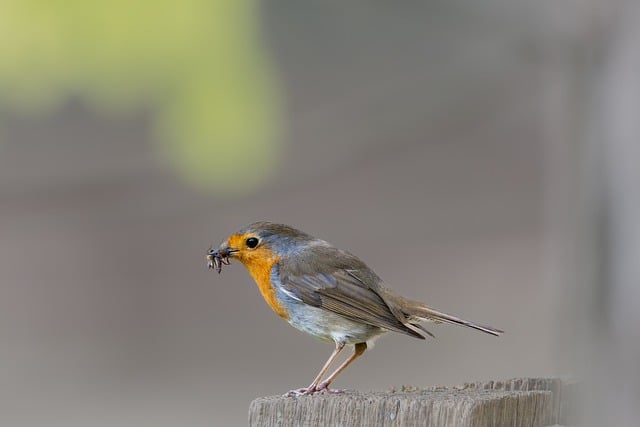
[[236, 248, 288, 320]]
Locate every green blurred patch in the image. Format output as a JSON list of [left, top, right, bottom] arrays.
[[0, 0, 282, 193]]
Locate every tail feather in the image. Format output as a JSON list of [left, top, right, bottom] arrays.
[[409, 303, 503, 337]]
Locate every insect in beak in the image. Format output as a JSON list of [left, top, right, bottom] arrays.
[[207, 247, 233, 273]]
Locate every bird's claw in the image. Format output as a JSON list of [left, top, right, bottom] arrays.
[[283, 383, 347, 397], [283, 388, 309, 397]]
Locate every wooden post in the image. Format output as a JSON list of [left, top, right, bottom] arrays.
[[249, 378, 574, 427]]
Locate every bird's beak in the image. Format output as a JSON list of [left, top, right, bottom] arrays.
[[206, 244, 238, 273]]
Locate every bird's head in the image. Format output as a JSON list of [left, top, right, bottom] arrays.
[[207, 222, 316, 272]]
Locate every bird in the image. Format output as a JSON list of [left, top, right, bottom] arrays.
[[206, 221, 503, 396]]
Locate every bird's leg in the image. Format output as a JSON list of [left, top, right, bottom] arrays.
[[303, 341, 345, 393], [285, 342, 345, 397], [315, 342, 367, 393]]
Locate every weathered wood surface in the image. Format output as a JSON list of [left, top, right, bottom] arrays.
[[249, 378, 574, 427]]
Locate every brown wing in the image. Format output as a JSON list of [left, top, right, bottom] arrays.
[[277, 247, 425, 339]]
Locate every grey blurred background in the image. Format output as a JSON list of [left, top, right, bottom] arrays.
[[1, 1, 638, 426]]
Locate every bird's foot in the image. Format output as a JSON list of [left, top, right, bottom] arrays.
[[316, 387, 347, 395], [315, 381, 346, 394], [284, 382, 346, 397], [284, 387, 310, 397]]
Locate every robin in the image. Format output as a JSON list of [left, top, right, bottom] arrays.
[[207, 222, 503, 396]]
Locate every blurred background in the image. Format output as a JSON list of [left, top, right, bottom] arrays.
[[1, 1, 638, 425]]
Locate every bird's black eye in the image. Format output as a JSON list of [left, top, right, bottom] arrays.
[[246, 237, 259, 248]]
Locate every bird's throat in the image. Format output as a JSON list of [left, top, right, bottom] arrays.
[[238, 250, 288, 320]]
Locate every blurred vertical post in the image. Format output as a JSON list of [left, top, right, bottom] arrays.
[[574, 0, 640, 424], [598, 0, 640, 423]]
